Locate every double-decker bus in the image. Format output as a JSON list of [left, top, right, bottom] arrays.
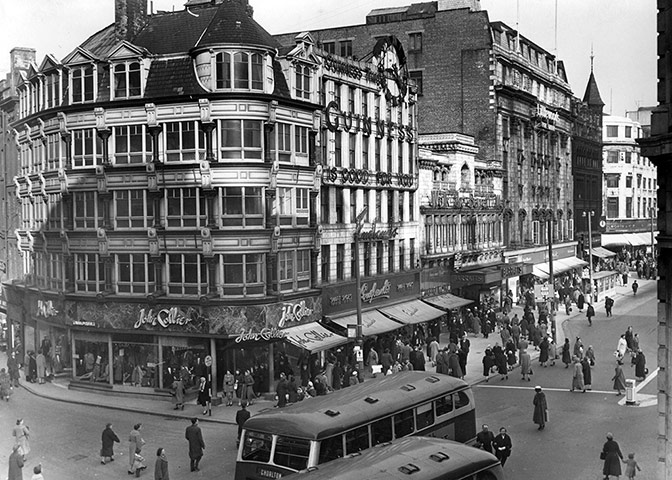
[[235, 371, 476, 480], [293, 436, 504, 480]]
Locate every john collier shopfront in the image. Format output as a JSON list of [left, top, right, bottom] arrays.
[[5, 285, 325, 395]]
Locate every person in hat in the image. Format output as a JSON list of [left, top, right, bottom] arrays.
[[533, 386, 548, 430]]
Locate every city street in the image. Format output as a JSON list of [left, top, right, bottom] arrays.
[[0, 279, 659, 480], [474, 279, 658, 480]]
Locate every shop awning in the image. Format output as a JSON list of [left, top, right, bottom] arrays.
[[378, 299, 445, 325], [423, 293, 473, 310], [601, 233, 630, 247], [591, 247, 617, 258], [532, 265, 549, 279], [635, 232, 656, 245], [329, 310, 404, 337], [532, 257, 587, 278], [623, 233, 646, 246], [282, 322, 350, 353]]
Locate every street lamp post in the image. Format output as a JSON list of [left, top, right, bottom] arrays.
[[354, 207, 368, 375], [651, 206, 656, 259], [547, 218, 556, 342], [583, 210, 595, 303]]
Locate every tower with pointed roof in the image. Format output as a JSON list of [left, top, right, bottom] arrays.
[[572, 50, 604, 259]]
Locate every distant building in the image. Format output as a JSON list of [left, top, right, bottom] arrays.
[[601, 114, 657, 251]]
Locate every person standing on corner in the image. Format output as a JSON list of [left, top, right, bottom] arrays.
[[185, 418, 205, 472], [223, 370, 235, 407], [236, 402, 251, 447], [632, 280, 639, 296], [197, 377, 211, 415], [586, 303, 596, 326], [601, 432, 623, 479], [100, 422, 120, 465], [154, 447, 169, 480], [492, 427, 512, 467], [474, 424, 495, 454], [532, 386, 548, 430]]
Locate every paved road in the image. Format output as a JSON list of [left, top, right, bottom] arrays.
[[0, 388, 239, 480], [473, 279, 658, 480]]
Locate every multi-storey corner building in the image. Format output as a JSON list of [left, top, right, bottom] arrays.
[[4, 0, 430, 396], [0, 47, 35, 347], [275, 1, 583, 307], [602, 114, 657, 250], [636, 3, 672, 475]]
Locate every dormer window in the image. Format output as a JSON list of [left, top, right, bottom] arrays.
[[215, 51, 264, 91], [44, 71, 61, 109], [113, 61, 142, 98], [295, 64, 311, 100], [70, 64, 95, 103]]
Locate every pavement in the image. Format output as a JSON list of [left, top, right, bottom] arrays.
[[4, 273, 653, 426]]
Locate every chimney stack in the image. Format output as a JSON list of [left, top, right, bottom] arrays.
[[115, 0, 148, 41]]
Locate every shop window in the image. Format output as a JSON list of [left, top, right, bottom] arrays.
[[75, 253, 107, 293], [215, 52, 263, 91], [161, 337, 209, 389], [295, 63, 311, 100], [111, 333, 159, 387], [222, 186, 263, 227], [117, 253, 155, 294], [73, 191, 102, 230], [72, 128, 103, 167], [166, 187, 206, 228], [113, 61, 142, 98], [222, 253, 264, 296], [164, 121, 205, 163], [167, 253, 209, 296], [115, 190, 153, 229], [220, 119, 263, 160], [74, 333, 110, 380], [70, 64, 95, 104]]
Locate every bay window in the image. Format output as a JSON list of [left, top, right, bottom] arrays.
[[166, 188, 206, 228], [222, 253, 264, 296], [75, 253, 106, 293], [46, 134, 61, 170], [165, 121, 205, 163], [220, 119, 262, 160], [215, 51, 264, 91], [35, 252, 63, 290], [115, 190, 153, 228], [167, 253, 209, 296], [221, 186, 263, 227], [114, 125, 152, 164], [72, 128, 103, 167], [118, 253, 155, 294], [73, 191, 102, 229], [278, 249, 311, 292]]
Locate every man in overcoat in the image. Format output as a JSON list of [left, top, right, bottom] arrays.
[[185, 418, 205, 472], [100, 422, 120, 464]]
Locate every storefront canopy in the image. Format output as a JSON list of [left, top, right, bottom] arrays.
[[591, 247, 617, 258], [282, 322, 350, 353], [330, 309, 404, 337], [532, 265, 549, 280], [602, 232, 657, 247], [422, 293, 473, 310], [532, 257, 587, 278], [378, 299, 445, 325]]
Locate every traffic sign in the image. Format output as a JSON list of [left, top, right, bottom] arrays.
[[204, 355, 212, 367]]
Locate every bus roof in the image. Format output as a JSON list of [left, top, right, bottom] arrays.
[[294, 437, 502, 480], [243, 371, 469, 440]]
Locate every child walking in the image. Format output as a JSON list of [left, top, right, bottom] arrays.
[[623, 452, 642, 479]]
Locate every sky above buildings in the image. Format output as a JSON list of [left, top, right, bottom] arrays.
[[0, 0, 656, 117]]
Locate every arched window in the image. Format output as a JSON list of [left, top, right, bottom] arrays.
[[234, 52, 249, 88], [216, 52, 231, 89], [460, 165, 470, 189]]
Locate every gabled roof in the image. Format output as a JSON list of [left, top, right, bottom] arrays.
[[62, 47, 100, 66], [583, 71, 604, 107], [195, 0, 280, 50], [107, 41, 148, 60], [38, 54, 61, 73]]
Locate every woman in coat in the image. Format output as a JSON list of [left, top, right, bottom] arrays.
[[8, 444, 24, 480], [520, 349, 531, 381], [581, 356, 592, 390], [585, 345, 596, 366], [35, 350, 46, 384], [561, 338, 572, 368], [172, 378, 185, 410], [197, 376, 212, 414], [570, 357, 585, 392], [101, 422, 120, 464], [128, 423, 146, 475], [12, 418, 30, 458], [244, 370, 256, 404], [154, 447, 169, 480], [601, 432, 623, 479], [539, 336, 549, 366], [634, 350, 647, 380], [532, 386, 547, 430], [234, 370, 244, 403], [612, 363, 627, 395], [492, 345, 508, 380], [223, 370, 235, 406]]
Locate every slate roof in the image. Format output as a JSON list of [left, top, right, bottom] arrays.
[[195, 0, 280, 50], [582, 71, 605, 107], [271, 59, 290, 98], [143, 57, 207, 98]]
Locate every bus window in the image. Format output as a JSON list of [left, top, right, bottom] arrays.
[[345, 425, 370, 454], [415, 402, 434, 430], [435, 394, 454, 416], [274, 436, 311, 471], [371, 417, 393, 445], [455, 390, 470, 409], [318, 435, 344, 464], [393, 409, 415, 438], [241, 431, 272, 462]]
